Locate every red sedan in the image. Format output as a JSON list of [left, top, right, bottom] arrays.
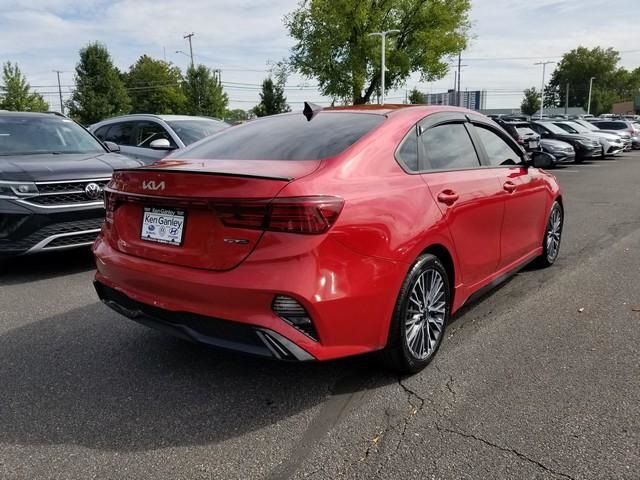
[[93, 105, 563, 373]]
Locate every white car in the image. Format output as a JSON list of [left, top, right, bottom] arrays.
[[554, 121, 624, 156], [89, 114, 230, 164]]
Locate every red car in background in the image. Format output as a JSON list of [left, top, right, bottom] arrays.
[[93, 105, 563, 373]]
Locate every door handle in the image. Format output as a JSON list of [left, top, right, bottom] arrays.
[[437, 190, 459, 206], [503, 181, 517, 193]]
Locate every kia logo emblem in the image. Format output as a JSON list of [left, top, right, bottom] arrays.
[[142, 180, 165, 191], [84, 182, 103, 200]]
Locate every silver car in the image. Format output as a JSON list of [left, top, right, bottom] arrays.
[[89, 114, 230, 164]]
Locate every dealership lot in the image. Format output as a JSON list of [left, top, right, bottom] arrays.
[[1, 153, 639, 479]]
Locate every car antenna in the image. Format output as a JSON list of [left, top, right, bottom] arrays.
[[303, 102, 322, 122]]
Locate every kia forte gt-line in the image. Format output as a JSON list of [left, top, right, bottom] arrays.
[[93, 105, 563, 373]]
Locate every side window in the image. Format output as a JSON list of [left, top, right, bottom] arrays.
[[396, 127, 419, 171], [134, 121, 176, 148], [475, 126, 522, 166], [103, 122, 135, 146], [421, 123, 480, 170], [94, 125, 110, 141]]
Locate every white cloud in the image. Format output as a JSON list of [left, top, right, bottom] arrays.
[[0, 0, 637, 110]]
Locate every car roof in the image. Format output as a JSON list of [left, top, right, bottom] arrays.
[[0, 111, 64, 118], [93, 114, 225, 123]]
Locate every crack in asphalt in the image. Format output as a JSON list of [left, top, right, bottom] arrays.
[[436, 424, 577, 480]]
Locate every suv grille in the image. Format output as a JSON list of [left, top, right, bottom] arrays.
[[28, 179, 110, 206]]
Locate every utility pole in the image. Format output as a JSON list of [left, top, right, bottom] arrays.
[[368, 30, 400, 105], [565, 83, 569, 115], [457, 52, 462, 107], [534, 61, 555, 119], [587, 77, 596, 115], [53, 70, 64, 115], [184, 33, 195, 68]]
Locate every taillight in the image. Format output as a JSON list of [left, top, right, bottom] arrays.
[[212, 196, 344, 235], [104, 190, 116, 225]]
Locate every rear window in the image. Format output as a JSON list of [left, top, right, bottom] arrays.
[[515, 127, 536, 136], [179, 112, 385, 160], [595, 121, 625, 129]]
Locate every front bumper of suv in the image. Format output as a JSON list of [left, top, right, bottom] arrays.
[[0, 178, 110, 257]]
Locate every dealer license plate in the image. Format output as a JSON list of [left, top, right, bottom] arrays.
[[140, 207, 186, 246]]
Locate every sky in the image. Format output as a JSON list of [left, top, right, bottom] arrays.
[[1, 0, 639, 112]]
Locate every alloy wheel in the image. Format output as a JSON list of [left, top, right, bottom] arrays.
[[546, 206, 562, 263], [405, 268, 446, 360]]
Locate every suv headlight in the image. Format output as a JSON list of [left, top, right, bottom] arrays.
[[0, 181, 39, 199]]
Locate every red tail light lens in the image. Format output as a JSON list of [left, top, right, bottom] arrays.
[[212, 196, 344, 234], [104, 190, 116, 225]]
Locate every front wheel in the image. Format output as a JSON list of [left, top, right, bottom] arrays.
[[382, 254, 450, 374], [537, 201, 563, 267]]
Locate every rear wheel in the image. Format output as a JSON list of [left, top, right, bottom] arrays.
[[537, 201, 563, 267], [382, 254, 450, 374]]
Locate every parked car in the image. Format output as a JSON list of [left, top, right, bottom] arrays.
[[495, 119, 540, 152], [93, 105, 562, 373], [89, 114, 230, 164], [571, 119, 632, 151], [540, 139, 575, 165], [529, 120, 602, 162], [552, 121, 624, 156], [590, 120, 640, 149], [0, 112, 142, 258]]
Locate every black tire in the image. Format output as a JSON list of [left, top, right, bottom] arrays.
[[536, 201, 563, 268], [381, 254, 451, 374]]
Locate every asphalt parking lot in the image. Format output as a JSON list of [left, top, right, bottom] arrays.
[[1, 152, 639, 480]]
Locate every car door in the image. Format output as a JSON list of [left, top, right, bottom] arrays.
[[125, 121, 178, 164], [470, 122, 550, 269], [101, 121, 137, 158], [418, 114, 504, 290]]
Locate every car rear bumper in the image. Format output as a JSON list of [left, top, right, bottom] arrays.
[[93, 235, 406, 361], [95, 281, 314, 361]]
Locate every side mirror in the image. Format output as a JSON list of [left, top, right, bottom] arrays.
[[528, 151, 554, 169], [149, 138, 174, 150], [104, 141, 120, 153]]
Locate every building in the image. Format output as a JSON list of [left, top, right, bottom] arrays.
[[424, 89, 487, 111]]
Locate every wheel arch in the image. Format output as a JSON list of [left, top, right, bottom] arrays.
[[420, 243, 456, 307]]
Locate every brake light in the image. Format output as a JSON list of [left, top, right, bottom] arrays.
[[212, 196, 344, 234], [104, 190, 116, 225]]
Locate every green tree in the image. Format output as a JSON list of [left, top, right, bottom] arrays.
[[521, 87, 541, 116], [252, 77, 291, 117], [408, 88, 424, 104], [182, 65, 228, 117], [224, 108, 249, 123], [284, 0, 470, 104], [67, 42, 130, 124], [0, 61, 48, 112], [126, 55, 185, 114], [547, 47, 620, 115]]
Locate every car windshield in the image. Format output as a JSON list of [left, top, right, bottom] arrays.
[[178, 112, 385, 161], [554, 123, 577, 133], [577, 121, 598, 131], [166, 119, 230, 146], [565, 122, 590, 133], [540, 122, 569, 135], [0, 116, 105, 156]]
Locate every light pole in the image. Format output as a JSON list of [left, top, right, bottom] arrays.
[[368, 29, 400, 105], [587, 77, 596, 115], [534, 61, 555, 119]]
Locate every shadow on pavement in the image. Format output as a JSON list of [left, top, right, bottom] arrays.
[[0, 248, 95, 286], [0, 303, 394, 452]]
